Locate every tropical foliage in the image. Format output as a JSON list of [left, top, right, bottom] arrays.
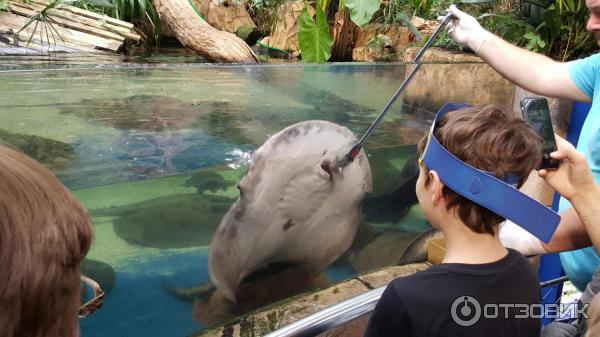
[[87, 0, 161, 41], [12, 0, 596, 60], [298, 5, 334, 62], [299, 0, 383, 63], [0, 0, 11, 11]]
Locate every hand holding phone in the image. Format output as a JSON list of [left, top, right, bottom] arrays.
[[521, 97, 559, 170]]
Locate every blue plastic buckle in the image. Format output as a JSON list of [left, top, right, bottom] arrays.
[[419, 103, 560, 243]]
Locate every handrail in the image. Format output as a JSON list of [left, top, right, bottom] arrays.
[[264, 286, 386, 337], [265, 276, 569, 337]]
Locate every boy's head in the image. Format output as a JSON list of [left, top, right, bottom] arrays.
[[0, 145, 94, 337], [416, 105, 542, 235]]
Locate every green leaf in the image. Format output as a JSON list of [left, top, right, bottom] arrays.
[[298, 5, 333, 63], [344, 0, 380, 27], [0, 0, 11, 11]]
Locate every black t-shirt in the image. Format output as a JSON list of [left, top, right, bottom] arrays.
[[364, 249, 541, 337]]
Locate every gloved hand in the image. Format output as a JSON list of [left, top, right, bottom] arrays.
[[441, 5, 490, 53], [499, 220, 548, 256]]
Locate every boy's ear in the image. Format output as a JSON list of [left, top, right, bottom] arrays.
[[428, 170, 445, 205]]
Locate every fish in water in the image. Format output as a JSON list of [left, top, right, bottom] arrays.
[[209, 120, 372, 303], [397, 227, 444, 265]]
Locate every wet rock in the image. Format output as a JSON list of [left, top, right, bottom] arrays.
[[59, 95, 204, 131]]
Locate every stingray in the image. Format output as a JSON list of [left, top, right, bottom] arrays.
[[208, 120, 372, 303]]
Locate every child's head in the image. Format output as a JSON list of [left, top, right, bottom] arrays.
[[416, 105, 542, 235], [0, 145, 94, 337]]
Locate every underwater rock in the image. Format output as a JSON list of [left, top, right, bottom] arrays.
[[0, 129, 74, 169], [102, 194, 234, 249], [59, 95, 205, 132], [184, 171, 234, 194]]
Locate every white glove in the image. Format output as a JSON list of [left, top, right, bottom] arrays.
[[499, 220, 548, 256], [443, 5, 490, 53]]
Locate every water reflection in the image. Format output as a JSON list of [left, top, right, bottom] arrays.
[[0, 63, 445, 337]]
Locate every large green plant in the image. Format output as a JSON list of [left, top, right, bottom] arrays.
[[299, 6, 334, 62], [537, 0, 595, 60], [465, 0, 594, 60], [102, 0, 161, 41], [298, 0, 381, 62]]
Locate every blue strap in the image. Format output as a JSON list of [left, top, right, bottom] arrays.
[[421, 103, 561, 243]]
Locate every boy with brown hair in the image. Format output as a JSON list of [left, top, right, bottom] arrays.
[[365, 105, 544, 337], [0, 145, 94, 337]]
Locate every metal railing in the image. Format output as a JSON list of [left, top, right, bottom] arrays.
[[264, 286, 385, 337], [265, 276, 569, 337]]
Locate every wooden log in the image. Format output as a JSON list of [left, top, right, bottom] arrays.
[[0, 12, 120, 51], [9, 4, 125, 42], [33, 0, 134, 29], [331, 9, 357, 61], [153, 0, 258, 63], [10, 1, 140, 41]]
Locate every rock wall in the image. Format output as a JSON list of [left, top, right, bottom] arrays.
[[259, 0, 313, 53], [402, 47, 514, 110], [192, 0, 256, 34]]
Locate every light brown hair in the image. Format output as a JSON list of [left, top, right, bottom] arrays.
[[0, 145, 94, 337], [417, 105, 542, 235]]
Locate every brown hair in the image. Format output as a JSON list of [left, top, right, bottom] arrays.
[[417, 105, 542, 235], [0, 145, 94, 337]]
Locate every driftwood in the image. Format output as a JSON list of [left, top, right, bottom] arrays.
[[0, 0, 140, 53], [153, 0, 258, 63], [331, 9, 357, 61]]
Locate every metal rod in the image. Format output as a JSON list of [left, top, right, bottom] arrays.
[[264, 286, 386, 337], [335, 12, 455, 171], [540, 276, 569, 288]]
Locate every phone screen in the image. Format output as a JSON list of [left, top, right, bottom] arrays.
[[521, 98, 559, 169]]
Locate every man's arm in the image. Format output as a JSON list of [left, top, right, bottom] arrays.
[[542, 208, 592, 253], [446, 5, 590, 102], [540, 136, 600, 253], [500, 209, 591, 256]]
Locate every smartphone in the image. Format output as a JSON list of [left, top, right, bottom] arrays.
[[521, 97, 559, 169]]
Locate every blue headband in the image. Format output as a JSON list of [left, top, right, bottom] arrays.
[[418, 103, 560, 243]]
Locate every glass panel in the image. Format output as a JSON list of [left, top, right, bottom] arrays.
[[0, 62, 512, 336]]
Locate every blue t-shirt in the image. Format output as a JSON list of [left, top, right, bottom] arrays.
[[561, 53, 600, 291]]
